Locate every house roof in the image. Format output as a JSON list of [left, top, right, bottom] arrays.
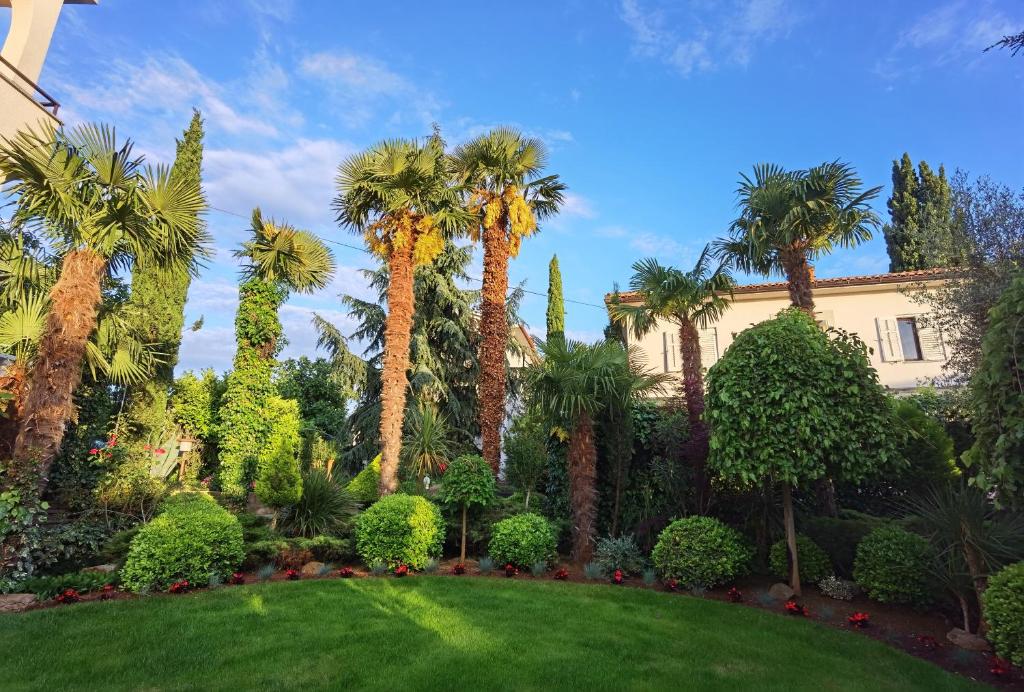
[[605, 267, 955, 305]]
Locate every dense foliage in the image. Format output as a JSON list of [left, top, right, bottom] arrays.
[[487, 513, 557, 568], [769, 536, 832, 583], [546, 254, 564, 341], [982, 561, 1024, 666], [120, 494, 243, 591], [593, 535, 646, 576], [650, 516, 751, 589], [503, 413, 548, 510], [355, 494, 443, 569], [853, 525, 934, 606], [254, 398, 303, 519], [347, 455, 381, 505], [882, 154, 954, 272]]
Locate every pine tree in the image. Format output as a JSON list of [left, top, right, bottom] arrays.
[[546, 254, 565, 342], [123, 110, 205, 447], [883, 154, 955, 272]]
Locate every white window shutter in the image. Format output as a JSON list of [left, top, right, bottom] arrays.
[[875, 318, 903, 362], [918, 322, 946, 361], [699, 327, 719, 368]]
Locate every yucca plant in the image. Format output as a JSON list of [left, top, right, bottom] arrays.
[[286, 469, 357, 538], [401, 399, 453, 480]]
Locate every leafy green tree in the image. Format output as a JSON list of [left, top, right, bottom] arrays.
[[882, 154, 955, 272], [546, 254, 565, 342], [218, 210, 334, 498], [504, 412, 548, 510], [171, 369, 222, 442], [0, 124, 206, 493], [255, 397, 303, 529], [706, 309, 896, 595], [123, 110, 206, 448], [528, 339, 665, 562], [967, 274, 1024, 504], [610, 247, 733, 512], [441, 454, 496, 561], [452, 128, 566, 473], [715, 162, 880, 312], [277, 356, 352, 450]]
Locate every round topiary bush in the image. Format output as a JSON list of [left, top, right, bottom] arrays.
[[982, 561, 1024, 666], [651, 516, 751, 588], [853, 525, 933, 605], [769, 535, 833, 584], [121, 493, 244, 592], [355, 493, 443, 569], [487, 513, 557, 568], [347, 454, 381, 505]]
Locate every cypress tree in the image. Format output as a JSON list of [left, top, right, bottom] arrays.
[[883, 154, 955, 272], [123, 110, 205, 447], [883, 153, 920, 272], [546, 254, 565, 342]]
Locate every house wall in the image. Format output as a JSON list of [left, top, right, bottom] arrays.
[[622, 280, 949, 393]]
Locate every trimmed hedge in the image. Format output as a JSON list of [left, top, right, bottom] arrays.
[[488, 513, 557, 568], [348, 455, 381, 505], [983, 561, 1024, 666], [769, 535, 833, 584], [355, 494, 443, 569], [853, 525, 933, 605], [651, 516, 751, 589], [121, 493, 244, 591]]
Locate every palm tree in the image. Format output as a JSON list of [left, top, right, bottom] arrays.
[[528, 338, 665, 562], [217, 209, 334, 498], [715, 161, 881, 313], [609, 246, 734, 513], [334, 136, 464, 495], [451, 128, 566, 473], [0, 124, 206, 492]]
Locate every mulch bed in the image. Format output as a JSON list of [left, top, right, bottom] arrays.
[[16, 559, 1020, 689]]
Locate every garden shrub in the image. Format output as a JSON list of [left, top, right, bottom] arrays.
[[802, 510, 886, 578], [982, 561, 1024, 666], [651, 516, 751, 589], [255, 397, 303, 517], [18, 570, 117, 600], [593, 535, 646, 576], [347, 454, 381, 505], [355, 494, 443, 569], [769, 535, 832, 584], [120, 493, 244, 591], [853, 525, 934, 605], [487, 513, 557, 568], [286, 469, 356, 538]]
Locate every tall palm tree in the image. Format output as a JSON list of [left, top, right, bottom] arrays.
[[528, 339, 665, 562], [609, 246, 734, 513], [217, 208, 334, 498], [0, 124, 206, 492], [715, 161, 881, 313], [334, 136, 464, 495], [451, 128, 566, 473]]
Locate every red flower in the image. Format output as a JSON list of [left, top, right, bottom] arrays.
[[55, 588, 80, 604], [89, 448, 99, 455], [438, 462, 448, 474], [99, 584, 116, 600], [143, 444, 151, 451], [452, 563, 466, 575], [847, 612, 870, 628], [394, 564, 409, 577], [665, 579, 679, 592], [169, 580, 190, 594], [785, 600, 808, 617], [612, 569, 624, 585], [229, 572, 245, 585], [990, 657, 1012, 676], [727, 587, 743, 603], [504, 563, 519, 578], [285, 569, 300, 580], [155, 448, 166, 455], [338, 567, 354, 578], [553, 567, 569, 580], [915, 634, 939, 651]]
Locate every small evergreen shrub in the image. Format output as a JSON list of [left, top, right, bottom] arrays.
[[593, 535, 646, 576], [982, 561, 1024, 666], [769, 535, 833, 584], [255, 397, 303, 516], [819, 575, 859, 601], [651, 516, 751, 589], [583, 562, 604, 580], [853, 525, 934, 605], [487, 513, 557, 568], [120, 493, 244, 592], [347, 455, 381, 505], [355, 494, 443, 570]]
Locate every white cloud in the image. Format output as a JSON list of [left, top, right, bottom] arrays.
[[559, 193, 597, 219], [178, 325, 235, 375]]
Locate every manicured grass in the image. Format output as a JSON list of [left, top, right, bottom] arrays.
[[1, 578, 980, 691]]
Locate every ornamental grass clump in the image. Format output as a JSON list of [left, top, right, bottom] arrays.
[[355, 494, 443, 570], [120, 493, 244, 592], [651, 516, 751, 589], [487, 513, 557, 568]]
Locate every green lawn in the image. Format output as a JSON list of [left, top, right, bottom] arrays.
[[1, 577, 981, 691]]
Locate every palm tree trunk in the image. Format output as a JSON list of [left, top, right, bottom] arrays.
[[678, 319, 710, 514], [780, 247, 815, 313], [478, 220, 510, 474], [0, 361, 28, 459], [378, 242, 416, 496], [568, 411, 597, 563], [962, 537, 989, 634], [12, 249, 106, 494], [781, 481, 802, 596]]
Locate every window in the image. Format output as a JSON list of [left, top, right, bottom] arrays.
[[897, 317, 923, 361]]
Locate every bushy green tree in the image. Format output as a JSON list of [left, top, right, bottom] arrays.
[[255, 397, 303, 529], [706, 309, 896, 595], [441, 454, 496, 561], [882, 154, 955, 272], [967, 274, 1024, 504], [546, 254, 564, 342], [504, 413, 548, 510]]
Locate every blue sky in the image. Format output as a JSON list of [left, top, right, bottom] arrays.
[[12, 0, 1024, 374]]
